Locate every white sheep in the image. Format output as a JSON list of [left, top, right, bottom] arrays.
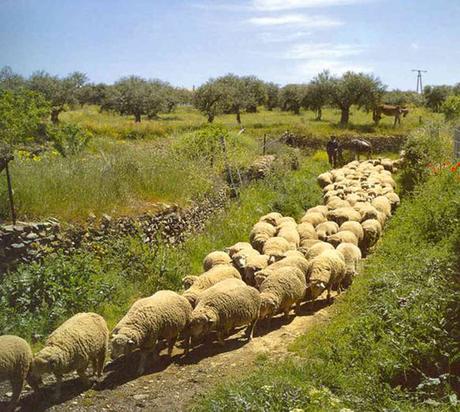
[[263, 236, 293, 263], [372, 195, 392, 217], [300, 212, 326, 227], [317, 172, 333, 188], [327, 230, 359, 247], [326, 207, 362, 225], [361, 219, 383, 253], [354, 202, 380, 221], [243, 254, 270, 286], [249, 221, 277, 252], [277, 224, 300, 248], [232, 246, 261, 272], [186, 279, 260, 351], [110, 291, 191, 375], [315, 221, 339, 241], [297, 222, 318, 241], [224, 242, 253, 257], [306, 205, 329, 217], [254, 255, 309, 288], [183, 264, 242, 307], [339, 221, 364, 242], [259, 212, 283, 227], [203, 251, 232, 271], [385, 192, 400, 212], [31, 313, 108, 399], [306, 250, 346, 302], [304, 241, 335, 260], [299, 238, 322, 253], [336, 243, 362, 287], [0, 335, 37, 410], [259, 267, 306, 320]]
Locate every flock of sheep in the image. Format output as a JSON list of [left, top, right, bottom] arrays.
[[0, 157, 401, 411]]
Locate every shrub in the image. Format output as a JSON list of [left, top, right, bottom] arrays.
[[47, 123, 93, 157], [441, 95, 460, 121]]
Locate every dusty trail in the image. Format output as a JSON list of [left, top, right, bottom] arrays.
[[5, 297, 335, 412]]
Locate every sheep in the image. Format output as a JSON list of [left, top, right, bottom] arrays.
[[243, 254, 270, 286], [354, 202, 380, 221], [315, 221, 339, 241], [304, 241, 335, 260], [250, 221, 277, 252], [299, 238, 322, 255], [339, 221, 364, 242], [232, 246, 260, 273], [376, 210, 387, 228], [372, 195, 392, 217], [327, 230, 359, 247], [259, 212, 283, 227], [224, 242, 253, 257], [259, 267, 306, 320], [326, 198, 351, 209], [306, 205, 329, 217], [361, 219, 382, 253], [385, 192, 400, 212], [277, 224, 300, 248], [305, 250, 346, 302], [297, 222, 318, 241], [277, 216, 297, 226], [203, 251, 232, 271], [110, 291, 191, 375], [283, 250, 306, 259], [0, 335, 37, 411], [317, 172, 333, 188], [254, 255, 309, 288], [263, 237, 293, 263], [183, 264, 242, 307], [336, 243, 362, 287], [186, 279, 260, 351], [31, 313, 108, 399], [326, 207, 362, 225], [300, 212, 326, 227]]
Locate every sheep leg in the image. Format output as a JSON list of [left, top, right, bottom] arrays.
[[326, 285, 333, 303], [216, 331, 226, 346], [183, 335, 191, 356], [295, 301, 302, 314], [96, 349, 106, 377], [137, 351, 148, 375], [77, 367, 91, 387], [53, 374, 63, 401], [8, 377, 23, 412], [245, 319, 258, 341], [167, 336, 177, 357]]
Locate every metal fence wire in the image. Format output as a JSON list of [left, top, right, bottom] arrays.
[[454, 127, 460, 160]]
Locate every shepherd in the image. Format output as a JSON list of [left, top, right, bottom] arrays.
[[326, 136, 339, 168]]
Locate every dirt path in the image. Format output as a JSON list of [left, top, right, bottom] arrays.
[[4, 297, 335, 412]]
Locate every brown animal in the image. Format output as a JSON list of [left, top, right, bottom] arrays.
[[373, 104, 409, 127]]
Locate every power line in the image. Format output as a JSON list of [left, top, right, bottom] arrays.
[[411, 69, 427, 93]]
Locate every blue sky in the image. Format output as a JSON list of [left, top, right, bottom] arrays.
[[0, 0, 459, 89]]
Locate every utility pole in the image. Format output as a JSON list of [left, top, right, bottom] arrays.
[[412, 69, 427, 94]]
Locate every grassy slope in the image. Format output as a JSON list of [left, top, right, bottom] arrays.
[[0, 155, 327, 344], [192, 170, 460, 411]]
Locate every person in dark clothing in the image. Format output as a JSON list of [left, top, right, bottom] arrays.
[[326, 136, 339, 167]]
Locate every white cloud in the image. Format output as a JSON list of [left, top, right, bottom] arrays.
[[297, 59, 373, 76], [411, 42, 420, 50], [247, 14, 342, 27], [285, 43, 364, 59], [259, 30, 311, 43], [253, 0, 372, 11]]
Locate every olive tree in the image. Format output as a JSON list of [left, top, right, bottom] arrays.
[[279, 84, 307, 115], [193, 79, 225, 123], [329, 71, 385, 125], [423, 85, 451, 112], [0, 66, 25, 91], [304, 70, 332, 120], [265, 82, 280, 111]]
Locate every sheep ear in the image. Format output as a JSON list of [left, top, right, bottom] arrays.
[[127, 338, 135, 346], [48, 355, 59, 369]]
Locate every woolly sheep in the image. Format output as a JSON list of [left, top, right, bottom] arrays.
[[186, 280, 260, 350], [277, 216, 297, 226], [203, 251, 232, 271], [110, 291, 191, 375], [31, 313, 108, 399], [376, 210, 387, 228], [299, 238, 322, 254], [232, 246, 261, 272], [305, 250, 346, 302], [0, 335, 37, 410], [254, 255, 309, 288], [304, 241, 335, 260], [297, 222, 318, 241], [243, 254, 270, 286], [372, 195, 392, 217], [263, 237, 293, 263], [250, 221, 277, 252], [326, 207, 362, 225], [259, 212, 283, 227], [315, 221, 339, 241], [259, 267, 306, 320], [326, 198, 351, 210], [306, 205, 329, 217], [283, 250, 306, 259], [354, 202, 379, 221], [339, 221, 364, 242], [317, 172, 333, 188], [300, 212, 326, 227], [336, 243, 362, 287], [345, 193, 361, 206], [327, 230, 359, 247], [183, 264, 242, 307], [224, 242, 253, 257], [385, 192, 400, 212], [361, 219, 382, 253], [277, 224, 300, 248]]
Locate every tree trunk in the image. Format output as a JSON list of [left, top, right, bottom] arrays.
[[236, 111, 241, 124], [51, 108, 62, 124], [207, 113, 215, 123], [340, 107, 350, 125], [294, 106, 300, 115], [134, 112, 141, 123], [316, 108, 322, 121]]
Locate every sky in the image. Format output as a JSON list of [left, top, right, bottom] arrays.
[[0, 0, 459, 90]]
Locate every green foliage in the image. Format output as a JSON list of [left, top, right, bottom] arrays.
[[384, 89, 425, 107], [399, 123, 452, 194], [47, 123, 93, 157], [441, 95, 460, 120], [0, 66, 26, 90], [423, 85, 452, 112], [0, 88, 49, 149], [279, 84, 307, 115], [194, 170, 460, 412], [303, 70, 333, 120]]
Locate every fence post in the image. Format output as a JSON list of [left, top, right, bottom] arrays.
[[220, 136, 238, 198], [454, 127, 460, 160], [5, 158, 16, 225], [263, 134, 267, 155]]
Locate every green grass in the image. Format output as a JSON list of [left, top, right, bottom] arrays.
[[191, 169, 460, 411], [0, 154, 328, 342]]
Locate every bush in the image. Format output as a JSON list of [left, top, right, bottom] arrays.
[[47, 123, 92, 157], [441, 95, 460, 121]]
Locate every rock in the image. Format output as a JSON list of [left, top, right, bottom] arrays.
[[11, 243, 25, 250], [25, 232, 39, 240], [101, 214, 112, 225]]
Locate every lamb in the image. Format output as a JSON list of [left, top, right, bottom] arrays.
[[297, 222, 318, 241], [259, 212, 283, 227], [317, 172, 333, 188], [259, 267, 306, 320], [326, 207, 362, 225], [339, 221, 364, 242], [315, 221, 339, 241], [203, 251, 232, 271], [263, 236, 293, 263], [183, 264, 242, 307], [305, 250, 346, 302], [304, 241, 335, 260], [372, 195, 392, 217], [327, 231, 359, 247], [336, 243, 362, 287], [224, 242, 253, 257], [250, 221, 277, 252], [300, 212, 326, 227], [243, 254, 270, 286], [254, 255, 309, 288], [0, 335, 37, 410], [186, 279, 260, 351], [361, 219, 383, 253], [110, 291, 191, 375], [31, 313, 108, 399]]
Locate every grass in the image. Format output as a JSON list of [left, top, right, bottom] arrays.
[[191, 169, 460, 411], [0, 154, 328, 343]]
